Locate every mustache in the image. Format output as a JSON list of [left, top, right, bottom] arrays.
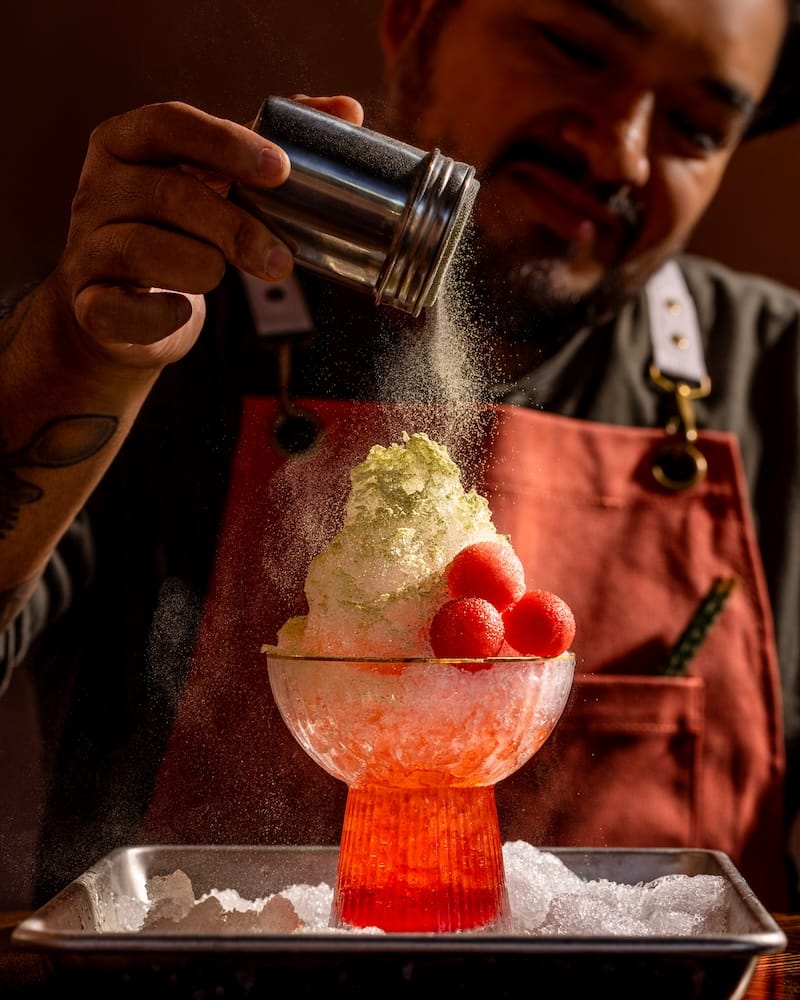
[[482, 136, 644, 239]]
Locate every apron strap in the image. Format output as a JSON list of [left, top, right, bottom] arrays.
[[645, 259, 709, 387], [237, 269, 314, 341], [236, 269, 322, 454], [645, 261, 712, 491]]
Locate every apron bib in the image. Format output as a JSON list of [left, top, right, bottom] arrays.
[[482, 404, 785, 909], [142, 394, 786, 909]]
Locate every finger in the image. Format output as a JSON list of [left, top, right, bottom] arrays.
[[291, 94, 365, 126], [177, 163, 234, 198], [75, 222, 231, 296], [81, 164, 294, 280], [75, 284, 196, 347], [93, 101, 290, 189]]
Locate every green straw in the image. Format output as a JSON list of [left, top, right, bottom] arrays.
[[661, 576, 739, 677]]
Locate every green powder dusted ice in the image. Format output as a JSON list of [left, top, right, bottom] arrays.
[[275, 432, 505, 656]]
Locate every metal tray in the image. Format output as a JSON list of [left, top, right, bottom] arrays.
[[12, 845, 786, 999]]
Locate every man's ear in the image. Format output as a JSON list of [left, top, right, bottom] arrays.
[[380, 0, 437, 66]]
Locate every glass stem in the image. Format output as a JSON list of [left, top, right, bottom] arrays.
[[332, 784, 510, 933]]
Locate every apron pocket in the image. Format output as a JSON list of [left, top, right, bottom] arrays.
[[496, 673, 705, 849]]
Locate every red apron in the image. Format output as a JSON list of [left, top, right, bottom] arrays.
[[141, 396, 786, 909]]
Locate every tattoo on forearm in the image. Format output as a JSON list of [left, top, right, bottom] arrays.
[[0, 415, 118, 538]]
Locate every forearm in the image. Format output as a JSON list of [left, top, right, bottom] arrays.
[[0, 276, 160, 628]]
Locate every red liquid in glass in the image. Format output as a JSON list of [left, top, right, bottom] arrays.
[[332, 783, 509, 933]]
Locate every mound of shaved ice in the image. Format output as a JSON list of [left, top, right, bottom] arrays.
[[275, 433, 507, 656]]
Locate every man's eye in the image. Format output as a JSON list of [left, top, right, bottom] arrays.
[[666, 112, 726, 153], [537, 25, 606, 69]]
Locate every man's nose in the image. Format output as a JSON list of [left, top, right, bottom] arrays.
[[560, 91, 654, 189]]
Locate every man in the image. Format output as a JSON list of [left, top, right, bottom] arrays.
[[1, 0, 798, 909]]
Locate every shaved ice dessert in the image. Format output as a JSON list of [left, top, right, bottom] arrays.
[[263, 432, 575, 933], [272, 432, 574, 660]]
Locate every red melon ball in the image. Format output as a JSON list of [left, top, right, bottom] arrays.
[[446, 540, 527, 611], [429, 596, 505, 660], [502, 589, 576, 658]]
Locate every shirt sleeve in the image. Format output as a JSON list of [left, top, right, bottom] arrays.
[[0, 508, 95, 694]]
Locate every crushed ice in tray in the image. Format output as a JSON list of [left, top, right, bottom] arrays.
[[503, 842, 730, 936], [105, 843, 730, 936]]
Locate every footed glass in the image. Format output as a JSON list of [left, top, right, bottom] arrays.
[[266, 652, 574, 933]]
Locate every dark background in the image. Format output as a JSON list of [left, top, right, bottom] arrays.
[[2, 0, 799, 299]]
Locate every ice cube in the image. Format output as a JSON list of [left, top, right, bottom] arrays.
[[204, 895, 302, 934], [142, 869, 196, 926], [253, 895, 302, 933], [203, 887, 265, 912], [538, 888, 652, 935], [280, 881, 334, 930], [142, 895, 225, 933], [503, 841, 584, 932], [103, 890, 149, 932], [639, 874, 729, 934]]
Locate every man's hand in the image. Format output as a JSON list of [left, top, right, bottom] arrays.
[[49, 95, 363, 372]]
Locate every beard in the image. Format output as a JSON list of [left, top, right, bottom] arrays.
[[446, 217, 636, 364], [442, 134, 646, 362]]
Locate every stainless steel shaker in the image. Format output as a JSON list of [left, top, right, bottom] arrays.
[[231, 97, 479, 317]]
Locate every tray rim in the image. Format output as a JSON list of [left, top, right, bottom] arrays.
[[11, 844, 788, 958]]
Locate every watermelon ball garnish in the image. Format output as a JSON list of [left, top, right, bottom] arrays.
[[502, 589, 576, 657], [445, 540, 527, 611], [429, 596, 505, 662]]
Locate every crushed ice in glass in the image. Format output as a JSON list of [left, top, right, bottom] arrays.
[[105, 843, 730, 936]]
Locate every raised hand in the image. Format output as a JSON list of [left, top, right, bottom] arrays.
[[49, 95, 363, 371]]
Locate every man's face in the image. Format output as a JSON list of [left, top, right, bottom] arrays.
[[383, 0, 787, 345]]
